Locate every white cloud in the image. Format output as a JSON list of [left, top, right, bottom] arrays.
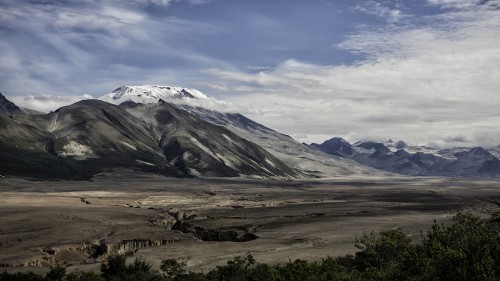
[[53, 6, 144, 32], [2, 0, 499, 149], [114, 0, 210, 7], [0, 0, 226, 98], [354, 1, 405, 23], [427, 0, 484, 9], [205, 6, 500, 148], [7, 94, 94, 113]]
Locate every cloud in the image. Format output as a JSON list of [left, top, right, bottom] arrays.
[[2, 0, 499, 149], [24, 0, 209, 8], [204, 5, 500, 148], [0, 0, 225, 98], [354, 1, 405, 23], [426, 0, 488, 9], [7, 94, 94, 113]]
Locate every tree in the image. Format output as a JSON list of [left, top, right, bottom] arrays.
[[160, 259, 186, 278], [100, 255, 128, 280], [100, 255, 155, 281], [422, 213, 498, 281], [45, 265, 66, 281]]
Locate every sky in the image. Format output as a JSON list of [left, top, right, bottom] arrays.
[[1, 0, 499, 148]]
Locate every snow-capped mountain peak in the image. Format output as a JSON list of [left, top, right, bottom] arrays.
[[100, 85, 210, 105]]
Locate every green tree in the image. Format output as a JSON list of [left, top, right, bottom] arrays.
[[100, 255, 128, 280], [45, 265, 66, 281], [0, 271, 45, 281], [207, 254, 274, 281], [160, 259, 186, 278], [422, 213, 498, 281], [100, 255, 156, 281]]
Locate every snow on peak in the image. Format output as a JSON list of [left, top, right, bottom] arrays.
[[99, 85, 210, 105]]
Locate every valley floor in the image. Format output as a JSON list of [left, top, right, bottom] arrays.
[[0, 172, 499, 274]]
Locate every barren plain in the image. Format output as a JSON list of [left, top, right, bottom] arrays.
[[1, 172, 499, 274]]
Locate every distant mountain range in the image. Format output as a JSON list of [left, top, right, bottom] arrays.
[[309, 137, 500, 178], [1, 86, 498, 179]]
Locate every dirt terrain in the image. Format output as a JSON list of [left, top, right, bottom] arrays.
[[1, 172, 499, 273]]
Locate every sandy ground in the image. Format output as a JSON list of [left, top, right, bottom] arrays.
[[1, 172, 499, 273]]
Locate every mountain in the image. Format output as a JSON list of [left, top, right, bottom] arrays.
[[0, 95, 297, 179], [0, 92, 22, 115], [4, 85, 497, 179], [100, 85, 211, 105], [1, 99, 185, 179], [122, 101, 298, 178], [311, 138, 500, 178], [99, 86, 388, 177], [98, 85, 382, 178], [385, 139, 407, 150], [171, 106, 382, 178], [309, 137, 354, 156], [489, 145, 500, 159], [449, 147, 500, 177]]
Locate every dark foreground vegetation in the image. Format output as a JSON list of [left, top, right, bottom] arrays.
[[1, 212, 499, 281]]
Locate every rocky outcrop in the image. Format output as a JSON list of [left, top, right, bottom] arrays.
[[151, 211, 258, 242], [69, 238, 188, 259], [148, 214, 178, 229], [171, 221, 257, 242], [167, 210, 197, 221], [96, 239, 183, 257]]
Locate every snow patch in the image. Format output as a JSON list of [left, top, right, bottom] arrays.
[[214, 152, 240, 171], [222, 134, 235, 143], [122, 141, 137, 151], [352, 146, 376, 154], [189, 137, 215, 158], [264, 158, 276, 168], [135, 159, 155, 166]]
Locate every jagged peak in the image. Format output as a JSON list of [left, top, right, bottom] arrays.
[[0, 92, 22, 115]]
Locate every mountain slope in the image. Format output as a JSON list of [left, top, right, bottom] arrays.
[[123, 101, 298, 178], [0, 94, 297, 179], [98, 85, 381, 178], [0, 113, 89, 179], [38, 100, 184, 176], [0, 92, 22, 115], [172, 105, 383, 178], [1, 100, 185, 179]]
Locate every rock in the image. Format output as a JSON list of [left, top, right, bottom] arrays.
[[171, 221, 257, 242], [43, 246, 57, 255], [149, 215, 177, 229], [168, 210, 197, 221]]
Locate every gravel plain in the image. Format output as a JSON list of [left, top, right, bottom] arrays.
[[1, 172, 499, 273]]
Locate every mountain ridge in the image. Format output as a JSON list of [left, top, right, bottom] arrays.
[[0, 96, 298, 179], [311, 137, 500, 178], [2, 85, 498, 179]]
